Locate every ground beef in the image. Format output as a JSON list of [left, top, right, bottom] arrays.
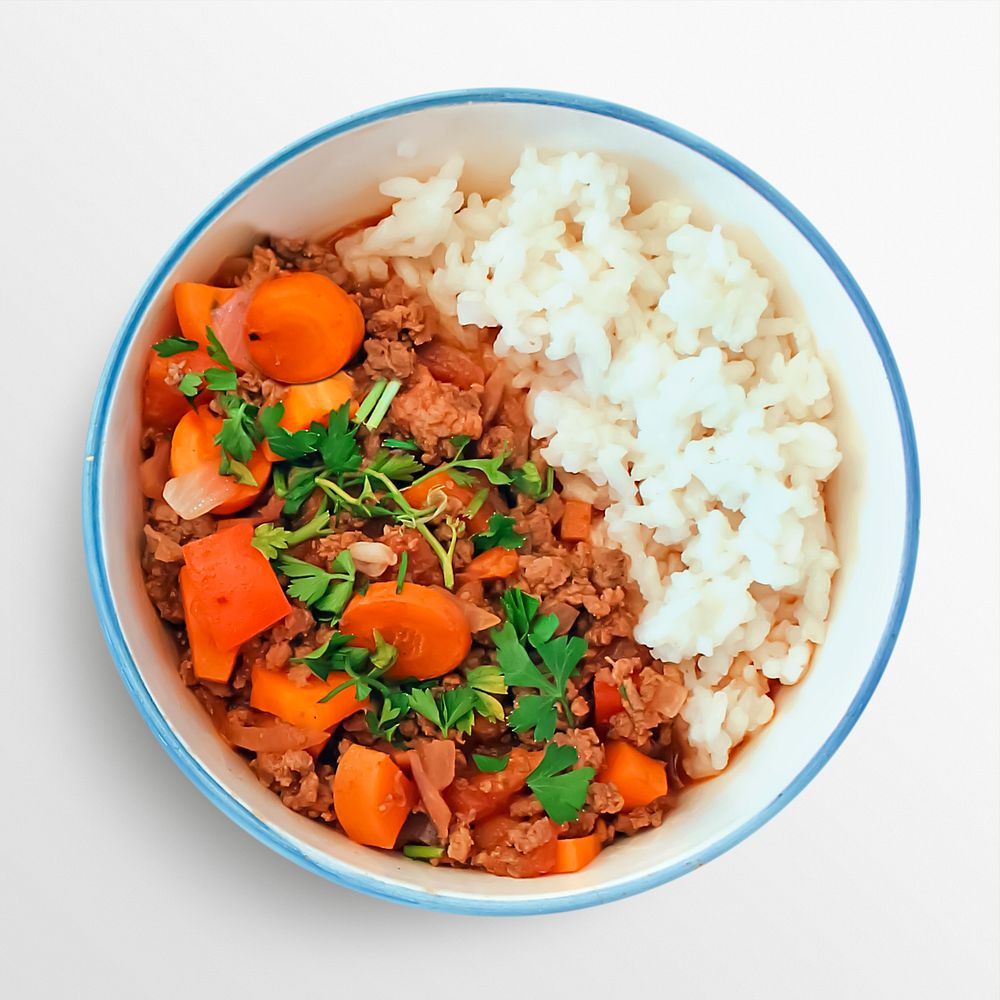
[[605, 664, 688, 747], [251, 750, 336, 820], [553, 727, 605, 770], [363, 338, 415, 381], [613, 800, 668, 835], [387, 364, 482, 458]]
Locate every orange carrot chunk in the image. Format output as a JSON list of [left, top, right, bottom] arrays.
[[179, 566, 238, 683], [170, 405, 272, 514], [553, 832, 603, 874], [249, 663, 369, 732], [142, 348, 213, 433], [592, 679, 625, 729], [182, 522, 291, 649], [460, 547, 520, 581], [244, 272, 364, 383], [279, 372, 354, 431], [560, 499, 593, 542], [339, 582, 472, 681], [598, 741, 668, 811], [173, 283, 236, 347], [333, 745, 416, 849]]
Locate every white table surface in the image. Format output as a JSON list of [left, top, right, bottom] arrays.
[[2, 2, 997, 997]]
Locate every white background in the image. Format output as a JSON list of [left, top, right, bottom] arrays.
[[1, 2, 997, 997]]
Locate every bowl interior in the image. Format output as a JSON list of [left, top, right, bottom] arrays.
[[90, 96, 912, 911]]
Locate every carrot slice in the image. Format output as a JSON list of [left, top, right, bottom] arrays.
[[182, 522, 291, 649], [244, 272, 364, 383], [339, 582, 472, 681], [173, 283, 236, 347], [279, 372, 354, 431], [553, 832, 603, 874], [403, 469, 492, 534], [333, 745, 416, 849], [560, 499, 593, 542], [249, 663, 369, 731], [142, 348, 212, 433], [170, 405, 271, 514], [461, 547, 519, 581], [598, 741, 668, 811], [592, 679, 625, 728], [179, 566, 238, 682]]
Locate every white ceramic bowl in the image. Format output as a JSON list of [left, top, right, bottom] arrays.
[[83, 89, 919, 915]]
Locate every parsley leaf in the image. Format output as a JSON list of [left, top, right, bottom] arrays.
[[177, 372, 204, 398], [365, 450, 424, 483], [492, 588, 584, 741], [406, 688, 442, 731], [510, 461, 555, 500], [153, 335, 199, 357], [205, 327, 236, 371], [214, 393, 258, 467], [277, 549, 356, 618], [472, 753, 511, 773], [317, 402, 363, 475], [365, 690, 411, 741], [383, 438, 419, 452], [273, 466, 319, 516], [258, 403, 321, 461], [296, 633, 369, 682], [203, 367, 238, 392], [250, 507, 331, 560], [526, 744, 595, 823], [472, 514, 525, 554]]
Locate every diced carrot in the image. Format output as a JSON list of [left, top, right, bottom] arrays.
[[598, 741, 668, 811], [560, 499, 593, 542], [279, 372, 354, 431], [403, 469, 492, 534], [170, 405, 271, 514], [592, 679, 625, 728], [179, 566, 238, 682], [181, 522, 291, 649], [553, 832, 603, 874], [142, 348, 212, 433], [460, 547, 519, 581], [263, 372, 355, 462], [173, 283, 236, 348], [249, 663, 369, 732], [245, 272, 364, 383], [339, 582, 472, 681], [333, 745, 416, 849]]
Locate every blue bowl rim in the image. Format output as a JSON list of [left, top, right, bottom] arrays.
[[82, 87, 920, 916]]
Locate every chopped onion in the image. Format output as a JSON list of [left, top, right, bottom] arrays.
[[348, 540, 398, 577], [223, 712, 328, 753], [210, 285, 255, 372], [162, 461, 239, 520], [481, 365, 509, 425], [457, 601, 501, 633]]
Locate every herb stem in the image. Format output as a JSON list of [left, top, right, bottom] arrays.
[[282, 507, 331, 547], [364, 379, 401, 430], [353, 379, 387, 425]]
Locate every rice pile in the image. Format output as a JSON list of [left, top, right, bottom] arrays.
[[337, 150, 841, 777]]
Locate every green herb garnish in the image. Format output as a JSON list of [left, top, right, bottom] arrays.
[[510, 461, 555, 500], [276, 549, 356, 618], [395, 551, 408, 593], [472, 753, 511, 773], [472, 513, 525, 554], [491, 588, 585, 741], [402, 844, 445, 860], [177, 372, 204, 398], [153, 335, 199, 357], [526, 744, 594, 823]]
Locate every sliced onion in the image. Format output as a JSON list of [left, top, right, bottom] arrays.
[[223, 713, 328, 753], [139, 439, 172, 500], [163, 461, 239, 520], [481, 365, 510, 425], [408, 740, 456, 840], [210, 285, 256, 372], [348, 540, 398, 577], [457, 601, 501, 633]]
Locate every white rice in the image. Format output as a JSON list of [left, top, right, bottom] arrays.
[[337, 150, 841, 777]]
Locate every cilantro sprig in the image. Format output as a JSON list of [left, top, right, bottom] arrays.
[[472, 513, 525, 554], [406, 664, 508, 737], [153, 335, 199, 357], [491, 589, 586, 741], [526, 744, 595, 823], [276, 549, 357, 619]]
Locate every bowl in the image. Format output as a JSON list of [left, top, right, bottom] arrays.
[[83, 89, 919, 915]]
